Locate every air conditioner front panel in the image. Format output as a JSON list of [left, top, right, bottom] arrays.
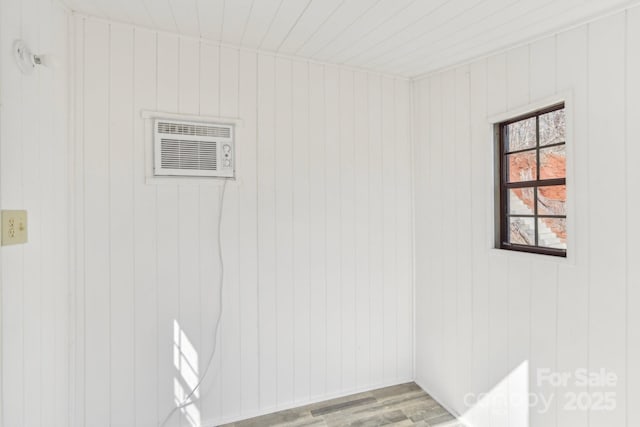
[[154, 118, 234, 178]]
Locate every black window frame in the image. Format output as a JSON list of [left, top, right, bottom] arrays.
[[497, 103, 567, 257]]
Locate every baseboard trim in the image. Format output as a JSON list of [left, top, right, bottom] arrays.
[[203, 377, 415, 426], [413, 378, 468, 426]]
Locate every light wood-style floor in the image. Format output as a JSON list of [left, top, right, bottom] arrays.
[[220, 382, 462, 427]]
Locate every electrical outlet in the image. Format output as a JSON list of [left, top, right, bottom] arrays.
[[2, 210, 28, 246]]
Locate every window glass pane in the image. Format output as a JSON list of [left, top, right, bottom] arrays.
[[509, 188, 534, 215], [538, 218, 567, 250], [506, 117, 536, 152], [539, 145, 565, 180], [539, 109, 565, 146], [498, 104, 567, 256], [507, 150, 537, 182], [538, 185, 566, 216], [509, 217, 535, 246]]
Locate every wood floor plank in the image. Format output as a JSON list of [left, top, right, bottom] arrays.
[[219, 383, 458, 426], [311, 397, 379, 417]]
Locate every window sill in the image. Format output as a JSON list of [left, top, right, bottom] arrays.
[[488, 247, 574, 265]]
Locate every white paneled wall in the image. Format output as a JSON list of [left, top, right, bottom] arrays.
[[72, 16, 413, 427], [0, 0, 70, 426], [7, 4, 640, 427], [413, 7, 640, 427]]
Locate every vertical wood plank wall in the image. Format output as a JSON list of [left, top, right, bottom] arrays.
[[5, 5, 639, 427], [0, 0, 70, 426], [72, 16, 413, 427], [413, 8, 640, 427]]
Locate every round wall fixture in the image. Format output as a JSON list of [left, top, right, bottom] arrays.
[[13, 39, 36, 75]]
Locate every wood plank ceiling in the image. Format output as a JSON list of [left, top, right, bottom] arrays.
[[63, 0, 639, 77]]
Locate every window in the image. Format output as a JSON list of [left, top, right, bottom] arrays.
[[497, 104, 566, 257]]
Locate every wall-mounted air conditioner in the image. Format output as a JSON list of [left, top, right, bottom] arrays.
[[153, 118, 234, 178]]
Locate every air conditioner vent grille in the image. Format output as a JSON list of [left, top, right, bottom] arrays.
[[157, 121, 230, 138], [161, 139, 217, 171], [153, 118, 234, 178]]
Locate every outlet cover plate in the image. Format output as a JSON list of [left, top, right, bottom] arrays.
[[2, 210, 28, 246]]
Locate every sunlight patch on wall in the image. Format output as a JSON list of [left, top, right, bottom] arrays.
[[173, 320, 201, 427], [461, 361, 530, 427]]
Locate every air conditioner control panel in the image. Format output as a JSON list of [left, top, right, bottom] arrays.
[[222, 143, 233, 169]]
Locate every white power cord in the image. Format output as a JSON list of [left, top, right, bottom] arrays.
[[159, 179, 228, 427]]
